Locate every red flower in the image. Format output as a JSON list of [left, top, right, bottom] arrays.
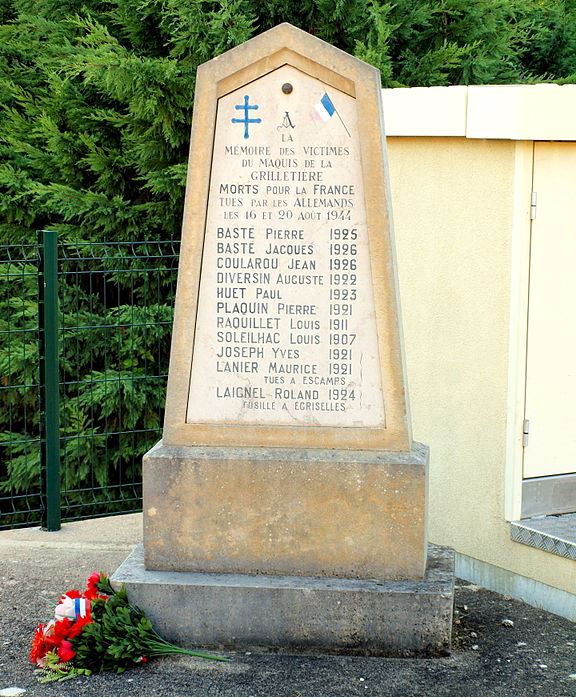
[[30, 616, 88, 665], [31, 620, 63, 659], [87, 571, 100, 585], [30, 623, 52, 664], [50, 618, 74, 644], [57, 640, 75, 663], [85, 571, 105, 600], [61, 589, 82, 600], [67, 613, 92, 639]]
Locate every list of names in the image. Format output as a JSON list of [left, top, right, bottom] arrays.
[[187, 65, 385, 428]]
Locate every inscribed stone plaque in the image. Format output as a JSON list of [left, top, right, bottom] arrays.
[[163, 24, 412, 450], [187, 65, 384, 428]]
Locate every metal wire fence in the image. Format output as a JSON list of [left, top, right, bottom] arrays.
[[0, 243, 43, 528], [0, 233, 179, 530]]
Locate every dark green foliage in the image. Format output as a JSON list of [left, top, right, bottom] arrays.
[[0, 240, 177, 525], [516, 2, 576, 81], [2, 1, 576, 243], [1, 0, 576, 510], [72, 586, 159, 673], [0, 251, 42, 512], [2, 0, 576, 244]]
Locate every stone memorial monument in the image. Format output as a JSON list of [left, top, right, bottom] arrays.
[[113, 23, 454, 655]]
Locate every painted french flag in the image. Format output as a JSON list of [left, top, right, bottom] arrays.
[[315, 93, 336, 122]]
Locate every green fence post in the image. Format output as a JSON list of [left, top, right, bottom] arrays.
[[39, 229, 61, 531]]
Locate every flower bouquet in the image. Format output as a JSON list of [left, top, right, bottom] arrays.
[[30, 572, 227, 682]]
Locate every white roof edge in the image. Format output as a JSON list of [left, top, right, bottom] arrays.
[[382, 84, 576, 141]]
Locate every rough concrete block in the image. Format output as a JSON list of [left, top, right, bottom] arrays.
[[112, 543, 454, 657]]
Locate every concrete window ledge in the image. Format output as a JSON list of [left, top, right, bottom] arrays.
[[510, 514, 576, 561]]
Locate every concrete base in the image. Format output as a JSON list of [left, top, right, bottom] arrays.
[[112, 543, 454, 657]]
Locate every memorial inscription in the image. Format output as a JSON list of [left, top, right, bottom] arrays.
[[187, 65, 384, 427]]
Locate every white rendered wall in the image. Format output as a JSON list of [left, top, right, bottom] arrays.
[[385, 135, 576, 597]]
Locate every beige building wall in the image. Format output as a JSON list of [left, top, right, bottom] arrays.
[[385, 130, 575, 599]]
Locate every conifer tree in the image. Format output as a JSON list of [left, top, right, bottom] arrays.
[[2, 0, 576, 247]]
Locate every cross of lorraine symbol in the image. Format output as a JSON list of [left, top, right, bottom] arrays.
[[231, 95, 262, 139]]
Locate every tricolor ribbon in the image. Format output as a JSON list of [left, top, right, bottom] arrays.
[[73, 597, 89, 618]]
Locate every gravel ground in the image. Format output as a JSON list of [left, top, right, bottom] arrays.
[[0, 515, 574, 697]]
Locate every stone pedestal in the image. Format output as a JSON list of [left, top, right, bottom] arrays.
[[112, 440, 455, 656], [144, 442, 428, 579]]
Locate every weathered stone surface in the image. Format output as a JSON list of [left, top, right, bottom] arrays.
[[112, 543, 454, 657], [144, 441, 428, 579], [163, 23, 412, 452]]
